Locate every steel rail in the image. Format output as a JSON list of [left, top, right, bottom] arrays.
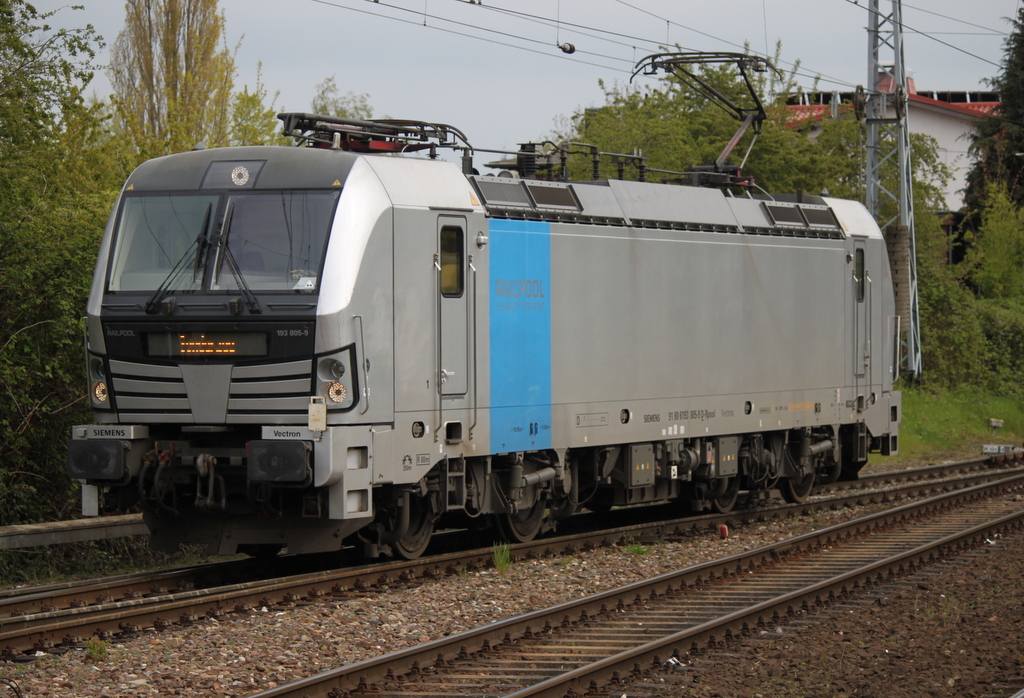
[[241, 471, 1024, 698], [0, 459, 1016, 626], [0, 515, 146, 551], [1, 461, 1020, 660], [0, 453, 1011, 552], [507, 507, 1024, 698], [0, 557, 265, 617]]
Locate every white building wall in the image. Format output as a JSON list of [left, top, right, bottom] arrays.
[[904, 102, 976, 211]]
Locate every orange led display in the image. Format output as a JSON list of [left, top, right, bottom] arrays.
[[146, 331, 268, 358], [178, 335, 240, 354]]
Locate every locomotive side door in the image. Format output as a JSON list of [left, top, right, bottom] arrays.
[[852, 237, 870, 408], [437, 216, 468, 397]]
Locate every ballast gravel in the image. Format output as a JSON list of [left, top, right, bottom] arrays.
[[2, 498, 1022, 697]]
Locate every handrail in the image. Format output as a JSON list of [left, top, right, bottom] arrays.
[[353, 314, 370, 415], [433, 252, 443, 442], [469, 254, 478, 440]]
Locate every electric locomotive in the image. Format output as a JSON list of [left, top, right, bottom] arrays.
[[68, 55, 901, 559]]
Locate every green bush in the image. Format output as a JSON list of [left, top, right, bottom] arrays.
[[975, 299, 1024, 397]]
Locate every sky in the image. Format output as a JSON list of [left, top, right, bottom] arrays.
[[33, 0, 1022, 156]]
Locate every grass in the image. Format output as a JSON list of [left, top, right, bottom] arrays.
[[492, 542, 513, 575], [868, 383, 1024, 470], [83, 637, 109, 662], [0, 539, 216, 591]]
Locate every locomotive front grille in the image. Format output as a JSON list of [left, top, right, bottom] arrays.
[[109, 358, 313, 425], [227, 360, 313, 421], [110, 359, 190, 421]]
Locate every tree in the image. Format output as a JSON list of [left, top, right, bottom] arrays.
[[231, 62, 287, 146], [964, 186, 1024, 299], [311, 75, 372, 119], [0, 1, 115, 525], [560, 51, 952, 207], [963, 8, 1024, 214], [569, 78, 732, 178], [557, 50, 857, 194], [108, 0, 236, 156]]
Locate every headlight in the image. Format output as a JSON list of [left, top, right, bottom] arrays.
[[326, 381, 347, 404], [316, 352, 353, 408], [87, 354, 112, 409], [92, 381, 108, 403]]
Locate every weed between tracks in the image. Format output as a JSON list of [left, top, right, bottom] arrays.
[[83, 638, 109, 663], [492, 543, 512, 575]]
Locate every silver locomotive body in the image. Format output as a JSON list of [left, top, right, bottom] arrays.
[[68, 137, 900, 557]]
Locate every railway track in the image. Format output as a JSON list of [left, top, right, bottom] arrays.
[[0, 454, 1006, 553], [247, 471, 1024, 698], [0, 456, 1020, 663]]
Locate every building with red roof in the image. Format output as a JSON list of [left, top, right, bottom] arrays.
[[788, 75, 998, 212]]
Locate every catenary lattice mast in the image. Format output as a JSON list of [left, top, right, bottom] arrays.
[[865, 0, 922, 377]]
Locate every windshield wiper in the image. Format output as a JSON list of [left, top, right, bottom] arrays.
[[144, 203, 212, 315], [219, 244, 262, 315], [193, 202, 213, 280], [214, 203, 261, 315]]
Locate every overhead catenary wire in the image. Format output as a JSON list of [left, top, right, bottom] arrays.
[[457, 1, 691, 57], [843, 0, 1005, 71], [309, 0, 1007, 97], [463, 0, 863, 90], [308, 0, 631, 72], [900, 2, 1008, 36], [311, 0, 848, 90], [478, 0, 1010, 90], [607, 0, 862, 88]]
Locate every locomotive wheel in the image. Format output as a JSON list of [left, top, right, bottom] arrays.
[[779, 471, 816, 504], [392, 496, 436, 560], [710, 477, 740, 513], [494, 498, 546, 543]]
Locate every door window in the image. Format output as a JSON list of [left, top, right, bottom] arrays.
[[439, 225, 464, 297], [855, 248, 865, 302]]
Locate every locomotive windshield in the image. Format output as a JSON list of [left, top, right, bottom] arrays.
[[106, 190, 339, 293], [107, 194, 217, 292]]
